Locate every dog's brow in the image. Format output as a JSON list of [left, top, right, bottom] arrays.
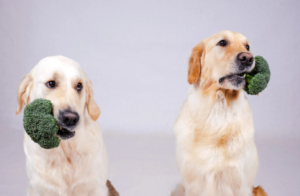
[[72, 77, 83, 87], [216, 36, 228, 43], [47, 72, 60, 81]]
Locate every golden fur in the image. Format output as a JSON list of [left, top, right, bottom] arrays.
[[16, 56, 118, 196], [173, 31, 267, 196]]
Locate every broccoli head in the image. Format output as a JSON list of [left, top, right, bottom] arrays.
[[23, 99, 60, 149], [244, 56, 271, 95]]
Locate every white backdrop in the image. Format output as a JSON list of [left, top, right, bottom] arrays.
[[1, 0, 299, 138]]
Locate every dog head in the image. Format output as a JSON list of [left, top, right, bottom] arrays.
[[188, 30, 254, 91], [16, 56, 100, 140]]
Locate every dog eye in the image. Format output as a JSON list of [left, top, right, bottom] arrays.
[[46, 81, 56, 88], [218, 40, 227, 47], [76, 83, 83, 92], [246, 45, 250, 51]]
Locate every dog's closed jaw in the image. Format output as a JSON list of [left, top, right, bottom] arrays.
[[219, 74, 246, 90], [56, 128, 75, 140]]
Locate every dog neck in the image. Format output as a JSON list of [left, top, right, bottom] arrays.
[[194, 78, 244, 108], [183, 80, 252, 144], [185, 80, 248, 128]]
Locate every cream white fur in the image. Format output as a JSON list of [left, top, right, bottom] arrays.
[[173, 31, 260, 196], [17, 56, 109, 196]]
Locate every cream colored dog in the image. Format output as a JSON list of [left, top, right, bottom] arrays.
[[16, 56, 118, 196], [172, 31, 267, 196]]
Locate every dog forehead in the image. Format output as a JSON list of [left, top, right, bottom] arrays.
[[205, 31, 248, 47], [33, 56, 83, 79]]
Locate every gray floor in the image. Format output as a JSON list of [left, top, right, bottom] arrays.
[[1, 127, 299, 196]]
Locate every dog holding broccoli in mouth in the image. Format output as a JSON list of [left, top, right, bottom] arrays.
[[16, 56, 118, 196], [173, 31, 270, 196]]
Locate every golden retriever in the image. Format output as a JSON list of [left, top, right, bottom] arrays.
[[172, 31, 267, 196], [16, 56, 118, 196]]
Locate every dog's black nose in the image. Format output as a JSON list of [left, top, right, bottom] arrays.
[[237, 52, 254, 67], [61, 110, 79, 127]]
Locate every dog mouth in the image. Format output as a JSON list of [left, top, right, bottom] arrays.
[[56, 127, 75, 140], [219, 72, 246, 84]]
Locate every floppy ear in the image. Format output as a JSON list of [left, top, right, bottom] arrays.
[[85, 80, 101, 121], [16, 74, 33, 115], [188, 43, 204, 84]]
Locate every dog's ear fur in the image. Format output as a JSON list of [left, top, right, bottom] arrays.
[[85, 79, 100, 121], [188, 42, 204, 84], [16, 74, 33, 115]]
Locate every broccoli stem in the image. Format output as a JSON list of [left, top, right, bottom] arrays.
[[245, 75, 254, 84]]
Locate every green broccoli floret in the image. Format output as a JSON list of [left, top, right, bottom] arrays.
[[23, 99, 60, 149], [244, 56, 271, 95]]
